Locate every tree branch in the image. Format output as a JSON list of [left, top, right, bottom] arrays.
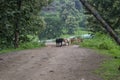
[[79, 0, 120, 45]]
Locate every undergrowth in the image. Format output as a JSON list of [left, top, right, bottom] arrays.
[[0, 42, 45, 54], [80, 33, 120, 80]]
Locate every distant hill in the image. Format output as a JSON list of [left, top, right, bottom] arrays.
[[39, 0, 86, 39], [41, 0, 83, 14]]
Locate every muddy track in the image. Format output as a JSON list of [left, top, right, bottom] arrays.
[[0, 45, 106, 80]]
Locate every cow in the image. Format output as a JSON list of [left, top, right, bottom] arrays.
[[56, 38, 70, 47], [63, 38, 70, 46], [70, 37, 83, 44], [56, 38, 64, 47]]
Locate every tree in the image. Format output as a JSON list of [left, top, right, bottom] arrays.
[[60, 0, 84, 34], [39, 0, 85, 39], [86, 0, 120, 33], [39, 15, 63, 39], [14, 0, 22, 48], [79, 0, 120, 45], [0, 0, 52, 49]]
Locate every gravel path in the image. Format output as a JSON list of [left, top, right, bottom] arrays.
[[0, 45, 106, 80]]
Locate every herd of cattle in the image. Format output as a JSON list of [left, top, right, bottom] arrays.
[[55, 37, 83, 47]]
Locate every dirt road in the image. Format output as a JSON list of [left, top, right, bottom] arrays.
[[0, 45, 105, 80]]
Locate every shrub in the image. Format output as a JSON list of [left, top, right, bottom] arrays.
[[80, 33, 119, 50], [98, 42, 109, 50], [80, 33, 120, 80], [109, 49, 120, 57], [20, 42, 45, 49]]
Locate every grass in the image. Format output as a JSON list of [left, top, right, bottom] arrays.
[[60, 28, 90, 38], [80, 33, 120, 80], [0, 42, 45, 54], [0, 35, 45, 54], [96, 58, 120, 80]]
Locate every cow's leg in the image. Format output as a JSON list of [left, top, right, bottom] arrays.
[[60, 42, 62, 47]]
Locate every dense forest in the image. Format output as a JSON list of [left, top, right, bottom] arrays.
[[88, 0, 120, 33], [0, 0, 52, 49], [39, 0, 85, 39], [0, 0, 120, 48]]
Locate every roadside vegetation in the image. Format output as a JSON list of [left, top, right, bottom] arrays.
[[0, 42, 45, 54], [80, 33, 120, 80], [0, 36, 45, 54]]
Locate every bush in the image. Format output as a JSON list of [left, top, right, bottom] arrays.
[[98, 41, 113, 50], [80, 33, 120, 80], [20, 42, 45, 49], [109, 49, 120, 57], [80, 33, 119, 50], [98, 42, 109, 50], [0, 42, 45, 54]]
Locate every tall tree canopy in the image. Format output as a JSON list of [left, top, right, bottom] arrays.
[[79, 0, 120, 45], [0, 0, 52, 49], [85, 0, 120, 33], [39, 0, 85, 39]]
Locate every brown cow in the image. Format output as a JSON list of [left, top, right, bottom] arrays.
[[70, 37, 83, 44]]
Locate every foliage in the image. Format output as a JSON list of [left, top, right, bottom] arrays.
[[80, 33, 120, 80], [96, 59, 120, 80], [39, 15, 63, 39], [80, 33, 119, 50], [0, 42, 45, 54], [86, 0, 120, 33], [74, 28, 90, 35], [0, 0, 52, 49], [39, 0, 86, 39], [60, 0, 85, 34]]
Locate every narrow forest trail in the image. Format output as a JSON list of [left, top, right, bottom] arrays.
[[0, 44, 106, 80]]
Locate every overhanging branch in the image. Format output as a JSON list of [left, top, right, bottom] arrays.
[[79, 0, 120, 45]]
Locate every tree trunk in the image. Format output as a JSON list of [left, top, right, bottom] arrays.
[[14, 0, 22, 48], [79, 0, 120, 45]]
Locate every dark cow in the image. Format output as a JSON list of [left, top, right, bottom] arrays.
[[56, 38, 64, 47]]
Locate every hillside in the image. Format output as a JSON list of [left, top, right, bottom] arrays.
[[39, 0, 86, 39], [41, 0, 83, 15]]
